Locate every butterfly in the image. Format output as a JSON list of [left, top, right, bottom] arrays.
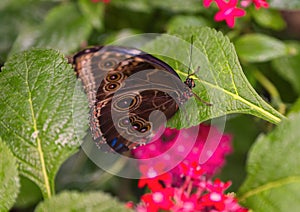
[[72, 44, 209, 153]]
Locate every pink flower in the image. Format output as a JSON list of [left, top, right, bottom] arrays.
[[132, 128, 177, 159], [132, 124, 233, 178], [201, 191, 227, 210], [130, 124, 248, 211], [138, 161, 173, 191], [240, 0, 252, 7], [203, 0, 215, 7], [138, 172, 172, 191], [201, 192, 248, 211], [173, 193, 203, 211], [252, 0, 269, 9], [182, 125, 232, 177], [214, 0, 246, 28], [125, 201, 134, 209], [222, 194, 249, 212], [132, 168, 248, 211], [199, 179, 242, 211], [141, 188, 175, 212], [203, 0, 269, 27], [206, 178, 232, 193], [179, 161, 204, 179], [240, 0, 269, 9]]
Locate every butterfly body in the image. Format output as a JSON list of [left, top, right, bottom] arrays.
[[73, 46, 193, 153]]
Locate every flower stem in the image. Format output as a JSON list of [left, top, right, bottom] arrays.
[[253, 70, 286, 115]]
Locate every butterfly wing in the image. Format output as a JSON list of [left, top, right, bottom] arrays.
[[73, 46, 191, 153]]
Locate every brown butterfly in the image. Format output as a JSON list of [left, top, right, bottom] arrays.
[[72, 45, 210, 153]]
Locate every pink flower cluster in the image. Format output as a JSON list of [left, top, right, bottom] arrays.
[[203, 0, 269, 28], [132, 124, 232, 177], [130, 168, 248, 212], [128, 163, 248, 211], [128, 124, 248, 211]]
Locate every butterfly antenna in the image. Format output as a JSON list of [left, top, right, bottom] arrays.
[[187, 35, 194, 77]]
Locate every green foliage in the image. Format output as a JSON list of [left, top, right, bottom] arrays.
[[35, 191, 132, 212], [251, 8, 286, 30], [0, 139, 20, 211], [269, 0, 300, 10], [0, 0, 299, 211], [32, 4, 93, 54], [289, 98, 300, 114], [14, 177, 42, 209], [0, 49, 85, 198], [145, 27, 284, 127], [272, 42, 300, 95], [110, 0, 205, 13], [148, 0, 205, 12], [235, 34, 289, 62], [78, 0, 105, 30], [166, 15, 211, 32], [0, 1, 54, 62], [238, 112, 300, 210]]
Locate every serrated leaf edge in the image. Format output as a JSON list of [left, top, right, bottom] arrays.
[[177, 69, 283, 124]]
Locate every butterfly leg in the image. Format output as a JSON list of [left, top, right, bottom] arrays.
[[188, 66, 213, 106], [193, 93, 213, 106]]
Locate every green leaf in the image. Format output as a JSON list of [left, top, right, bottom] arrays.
[[0, 49, 87, 198], [143, 27, 284, 128], [289, 98, 300, 115], [269, 0, 300, 10], [166, 15, 211, 32], [111, 0, 204, 13], [148, 0, 204, 12], [0, 1, 52, 62], [271, 41, 300, 94], [109, 0, 151, 12], [33, 3, 93, 54], [14, 177, 42, 209], [78, 0, 105, 30], [238, 112, 300, 210], [0, 0, 11, 9], [235, 33, 289, 62], [0, 139, 20, 211], [8, 2, 95, 57], [8, 26, 40, 58], [35, 191, 132, 212], [251, 8, 286, 31]]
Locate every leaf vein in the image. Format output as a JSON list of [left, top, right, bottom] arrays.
[[41, 77, 71, 134], [24, 53, 52, 198], [1, 97, 31, 126], [196, 37, 219, 87], [199, 78, 282, 123], [240, 176, 300, 201], [0, 120, 37, 149], [214, 34, 239, 95]]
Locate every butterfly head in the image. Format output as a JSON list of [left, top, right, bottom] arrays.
[[184, 77, 196, 89]]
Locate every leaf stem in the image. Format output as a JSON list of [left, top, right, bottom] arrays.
[[253, 70, 286, 115]]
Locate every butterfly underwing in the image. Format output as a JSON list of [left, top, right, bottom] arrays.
[[72, 45, 196, 153]]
